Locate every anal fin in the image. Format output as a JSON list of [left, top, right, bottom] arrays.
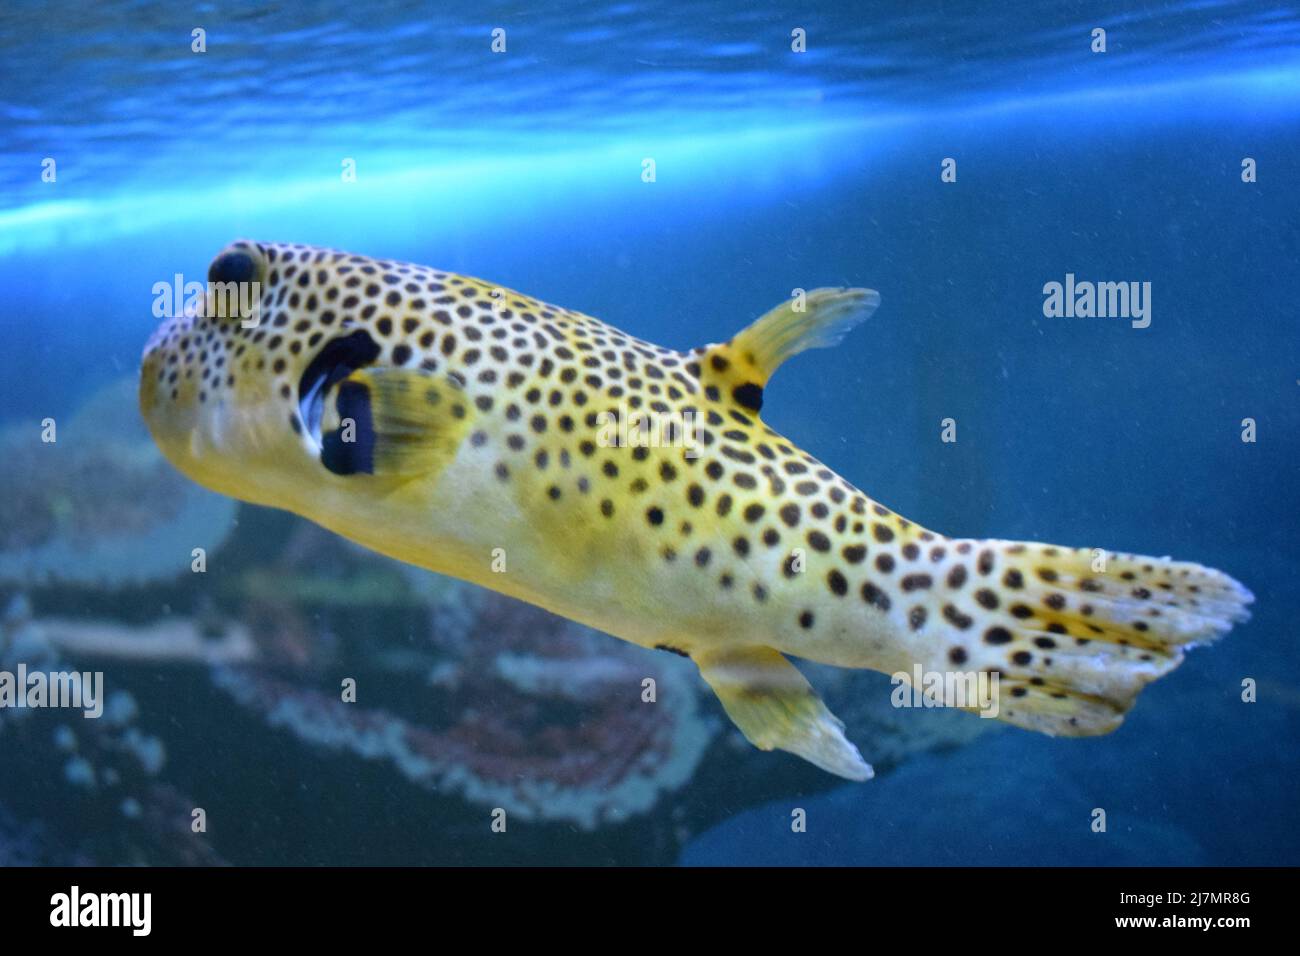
[[695, 646, 873, 781]]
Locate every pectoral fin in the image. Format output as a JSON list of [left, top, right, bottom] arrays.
[[320, 367, 474, 479], [695, 646, 873, 781]]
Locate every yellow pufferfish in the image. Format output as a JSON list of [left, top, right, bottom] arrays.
[[139, 241, 1253, 780]]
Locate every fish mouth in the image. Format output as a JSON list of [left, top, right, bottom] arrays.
[[297, 328, 381, 444]]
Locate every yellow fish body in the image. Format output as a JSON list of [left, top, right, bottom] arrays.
[[140, 241, 1253, 779]]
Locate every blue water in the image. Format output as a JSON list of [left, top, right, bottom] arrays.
[[0, 0, 1297, 865]]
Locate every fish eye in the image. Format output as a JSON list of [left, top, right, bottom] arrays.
[[208, 247, 261, 286]]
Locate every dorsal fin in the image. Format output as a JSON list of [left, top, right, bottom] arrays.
[[699, 288, 879, 414]]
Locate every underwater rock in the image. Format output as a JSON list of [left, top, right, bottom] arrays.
[[35, 615, 257, 665], [0, 377, 237, 588], [680, 727, 1206, 866], [0, 800, 81, 866], [804, 661, 991, 771], [208, 525, 993, 841], [0, 594, 224, 865]]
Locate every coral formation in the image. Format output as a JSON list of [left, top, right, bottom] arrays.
[[0, 377, 237, 587], [213, 582, 716, 830]]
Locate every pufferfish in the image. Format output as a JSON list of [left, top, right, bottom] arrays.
[[140, 241, 1253, 780]]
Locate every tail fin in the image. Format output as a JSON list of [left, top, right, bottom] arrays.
[[935, 540, 1252, 736]]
